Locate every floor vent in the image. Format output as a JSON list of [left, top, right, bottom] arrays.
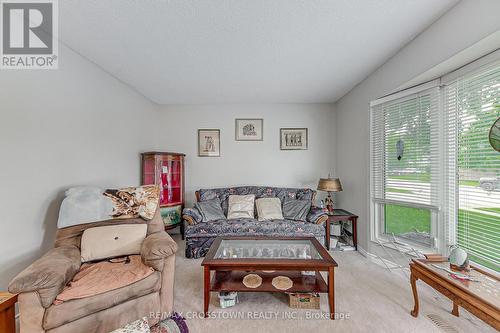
[[426, 314, 459, 333]]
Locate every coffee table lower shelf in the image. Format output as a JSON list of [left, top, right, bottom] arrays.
[[201, 236, 338, 320], [211, 270, 329, 293]]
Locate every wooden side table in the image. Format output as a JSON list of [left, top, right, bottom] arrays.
[[325, 209, 358, 250], [409, 259, 499, 330], [0, 292, 17, 333]]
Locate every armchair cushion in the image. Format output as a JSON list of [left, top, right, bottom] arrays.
[[307, 206, 328, 224], [182, 207, 202, 225], [44, 271, 161, 330], [8, 245, 81, 308], [80, 224, 147, 262], [141, 232, 178, 271]]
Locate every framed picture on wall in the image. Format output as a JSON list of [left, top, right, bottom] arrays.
[[235, 118, 263, 141], [198, 129, 220, 157], [280, 128, 308, 150]]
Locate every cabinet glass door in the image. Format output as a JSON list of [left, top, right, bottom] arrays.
[[158, 157, 183, 206]]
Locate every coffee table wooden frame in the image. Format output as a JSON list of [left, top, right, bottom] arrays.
[[410, 259, 500, 330], [201, 236, 338, 319]]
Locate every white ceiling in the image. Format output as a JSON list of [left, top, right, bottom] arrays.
[[60, 0, 458, 104]]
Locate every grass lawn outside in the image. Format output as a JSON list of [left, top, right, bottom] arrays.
[[388, 174, 430, 182], [386, 188, 413, 194], [384, 205, 499, 272], [457, 209, 500, 272], [458, 179, 480, 187], [388, 175, 480, 188], [384, 204, 431, 235], [475, 207, 500, 214]]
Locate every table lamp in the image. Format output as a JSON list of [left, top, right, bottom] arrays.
[[317, 175, 342, 213]]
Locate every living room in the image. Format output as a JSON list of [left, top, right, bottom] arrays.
[[0, 1, 499, 332]]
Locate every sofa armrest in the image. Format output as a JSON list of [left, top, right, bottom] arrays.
[[307, 206, 328, 225], [141, 231, 178, 271], [182, 207, 202, 225], [8, 245, 81, 308]]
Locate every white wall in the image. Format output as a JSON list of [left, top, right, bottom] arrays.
[[0, 45, 159, 290], [5, 0, 495, 291], [157, 104, 336, 205], [334, 0, 500, 253], [0, 52, 336, 290]]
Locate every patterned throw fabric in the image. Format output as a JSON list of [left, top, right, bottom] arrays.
[[307, 206, 327, 224], [103, 186, 160, 220], [109, 317, 150, 333], [185, 237, 215, 258], [111, 313, 189, 333], [58, 185, 160, 228], [184, 217, 326, 259], [182, 208, 202, 224], [198, 186, 315, 216], [183, 186, 327, 259], [185, 218, 325, 238], [150, 313, 189, 333], [186, 234, 326, 259]]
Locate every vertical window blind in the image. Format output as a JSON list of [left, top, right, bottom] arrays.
[[444, 63, 500, 271]]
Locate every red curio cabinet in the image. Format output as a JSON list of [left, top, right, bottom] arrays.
[[141, 152, 185, 238]]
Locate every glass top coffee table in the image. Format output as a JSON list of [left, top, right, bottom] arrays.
[[201, 236, 338, 319]]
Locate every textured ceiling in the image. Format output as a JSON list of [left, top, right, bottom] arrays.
[[59, 0, 458, 104]]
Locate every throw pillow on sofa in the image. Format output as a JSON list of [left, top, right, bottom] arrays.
[[282, 197, 311, 222], [256, 197, 284, 221], [80, 224, 147, 262], [195, 198, 226, 222], [227, 194, 255, 219]]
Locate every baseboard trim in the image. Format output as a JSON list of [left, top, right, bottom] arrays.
[[357, 245, 369, 258]]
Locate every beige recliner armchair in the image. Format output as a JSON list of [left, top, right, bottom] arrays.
[[8, 207, 177, 333]]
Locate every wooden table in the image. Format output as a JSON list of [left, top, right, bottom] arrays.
[[201, 236, 338, 319], [409, 259, 499, 330], [0, 292, 17, 333], [325, 209, 358, 250]]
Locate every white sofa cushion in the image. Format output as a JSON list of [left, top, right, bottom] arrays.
[[256, 197, 284, 221], [227, 194, 255, 219], [80, 224, 147, 262]]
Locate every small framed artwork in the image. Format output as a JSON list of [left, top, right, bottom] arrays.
[[280, 128, 308, 150], [235, 118, 263, 141], [198, 129, 220, 157]]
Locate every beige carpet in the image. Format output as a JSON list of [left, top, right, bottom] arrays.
[[171, 235, 495, 333]]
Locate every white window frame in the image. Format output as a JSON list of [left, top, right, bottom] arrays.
[[369, 84, 442, 254], [369, 50, 500, 263]]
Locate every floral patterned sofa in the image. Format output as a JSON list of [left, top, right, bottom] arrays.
[[182, 186, 328, 258]]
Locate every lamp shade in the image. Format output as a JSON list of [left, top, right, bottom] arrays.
[[317, 178, 342, 192]]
